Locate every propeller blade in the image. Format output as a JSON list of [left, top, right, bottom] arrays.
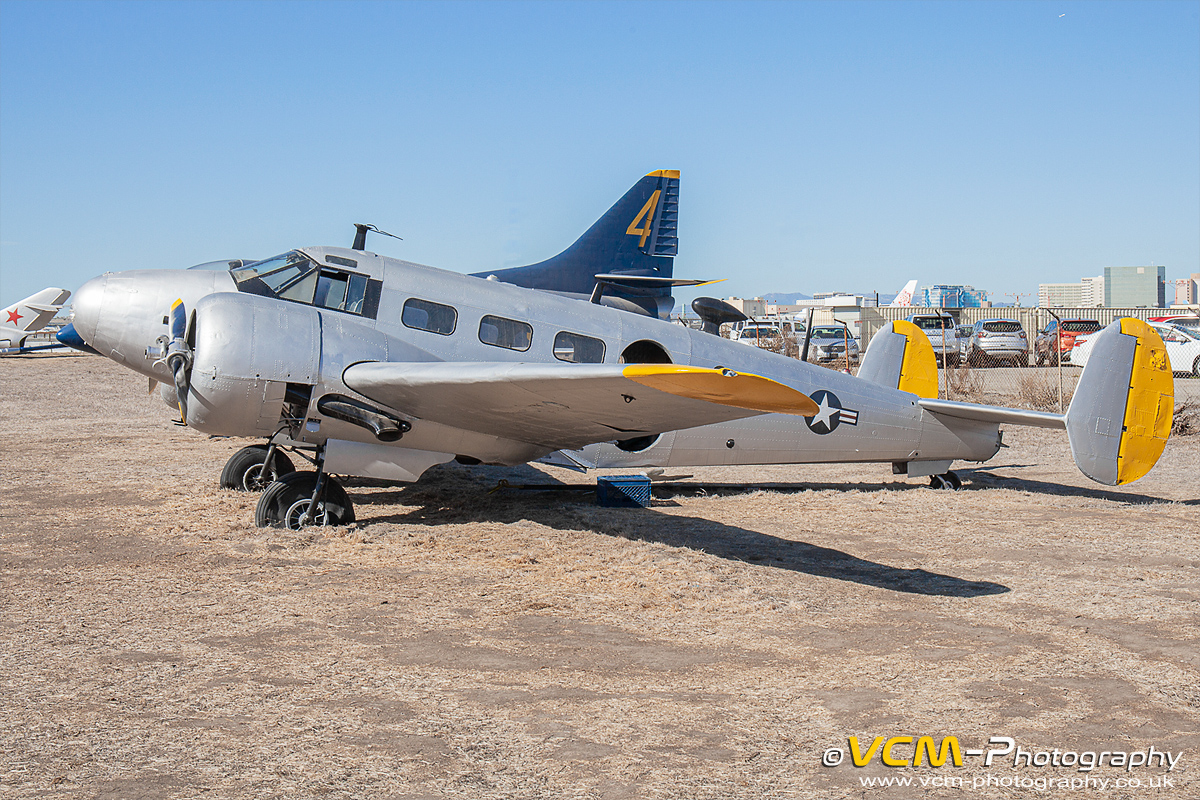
[[165, 298, 190, 422], [171, 357, 189, 421], [149, 377, 158, 395], [169, 298, 187, 340]]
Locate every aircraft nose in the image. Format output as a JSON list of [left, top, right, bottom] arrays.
[[68, 274, 107, 345]]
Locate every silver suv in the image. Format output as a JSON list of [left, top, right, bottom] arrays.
[[906, 313, 959, 366], [966, 319, 1029, 367]]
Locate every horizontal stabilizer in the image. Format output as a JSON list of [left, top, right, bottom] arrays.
[[342, 362, 816, 451], [919, 398, 1065, 429], [1065, 318, 1173, 485]]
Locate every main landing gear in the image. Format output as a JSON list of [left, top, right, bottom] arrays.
[[254, 470, 354, 529], [220, 438, 355, 529], [220, 444, 296, 491], [928, 471, 962, 490]]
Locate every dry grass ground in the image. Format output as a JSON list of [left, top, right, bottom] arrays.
[[2, 354, 1198, 799]]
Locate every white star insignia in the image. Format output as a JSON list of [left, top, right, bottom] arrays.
[[812, 394, 838, 428]]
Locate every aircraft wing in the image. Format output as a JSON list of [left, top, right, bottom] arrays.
[[342, 362, 818, 450]]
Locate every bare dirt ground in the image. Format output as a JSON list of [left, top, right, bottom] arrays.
[[2, 354, 1198, 799]]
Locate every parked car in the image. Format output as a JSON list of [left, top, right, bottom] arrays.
[[1072, 323, 1200, 376], [906, 313, 959, 366], [806, 325, 860, 364], [954, 324, 974, 363], [1034, 318, 1101, 365], [965, 319, 1029, 367], [731, 321, 793, 348], [1148, 314, 1200, 331]]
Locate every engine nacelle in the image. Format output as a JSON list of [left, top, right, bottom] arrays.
[[184, 293, 321, 437]]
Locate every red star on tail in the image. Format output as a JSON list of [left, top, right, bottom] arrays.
[[6, 309, 22, 324]]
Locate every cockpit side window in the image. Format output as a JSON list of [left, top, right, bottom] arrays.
[[315, 270, 370, 312], [232, 251, 380, 318]]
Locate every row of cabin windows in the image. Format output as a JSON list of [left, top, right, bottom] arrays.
[[401, 297, 606, 363]]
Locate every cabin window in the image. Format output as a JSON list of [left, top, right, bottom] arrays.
[[479, 314, 532, 351], [402, 298, 458, 335], [553, 331, 606, 363]]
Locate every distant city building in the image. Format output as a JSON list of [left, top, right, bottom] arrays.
[[1081, 275, 1105, 307], [1173, 273, 1199, 305], [918, 285, 987, 308], [1104, 266, 1165, 308], [1038, 282, 1083, 308]]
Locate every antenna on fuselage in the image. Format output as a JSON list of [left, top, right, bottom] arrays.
[[352, 223, 403, 251]]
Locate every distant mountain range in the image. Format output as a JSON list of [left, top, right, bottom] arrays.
[[762, 292, 812, 304]]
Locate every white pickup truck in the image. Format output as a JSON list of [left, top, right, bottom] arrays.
[[905, 313, 959, 366]]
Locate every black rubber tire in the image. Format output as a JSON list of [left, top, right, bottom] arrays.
[[220, 445, 295, 491], [255, 471, 354, 529], [1194, 356, 1199, 378], [929, 472, 962, 490]]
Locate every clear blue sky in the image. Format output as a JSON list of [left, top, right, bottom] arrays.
[[2, 0, 1197, 310]]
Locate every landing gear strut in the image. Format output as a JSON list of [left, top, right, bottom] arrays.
[[929, 471, 962, 490]]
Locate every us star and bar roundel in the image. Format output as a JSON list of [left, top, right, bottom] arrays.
[[804, 390, 860, 435]]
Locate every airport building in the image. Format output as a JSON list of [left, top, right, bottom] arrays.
[[1104, 266, 1166, 308], [723, 297, 767, 318]]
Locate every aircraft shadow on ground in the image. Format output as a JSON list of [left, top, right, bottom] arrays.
[[349, 466, 1010, 598], [960, 468, 1198, 505]]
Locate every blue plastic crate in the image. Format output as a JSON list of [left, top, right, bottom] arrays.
[[596, 475, 651, 508]]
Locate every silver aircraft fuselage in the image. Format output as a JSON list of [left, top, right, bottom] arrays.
[[69, 247, 1002, 476]]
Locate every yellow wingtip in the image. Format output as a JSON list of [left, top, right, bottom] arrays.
[[622, 364, 819, 416], [1115, 318, 1173, 484]]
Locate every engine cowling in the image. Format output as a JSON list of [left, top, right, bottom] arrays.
[[184, 293, 322, 436]]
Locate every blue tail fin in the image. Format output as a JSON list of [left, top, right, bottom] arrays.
[[473, 170, 679, 317]]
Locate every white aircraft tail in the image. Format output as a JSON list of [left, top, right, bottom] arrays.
[[3, 287, 70, 332], [888, 280, 918, 307]]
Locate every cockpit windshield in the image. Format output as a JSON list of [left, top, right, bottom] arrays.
[[230, 251, 380, 319]]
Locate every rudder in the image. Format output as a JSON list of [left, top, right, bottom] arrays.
[[1065, 318, 1173, 485], [473, 171, 679, 316]]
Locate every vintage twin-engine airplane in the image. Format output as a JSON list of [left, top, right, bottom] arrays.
[[58, 170, 1174, 529]]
